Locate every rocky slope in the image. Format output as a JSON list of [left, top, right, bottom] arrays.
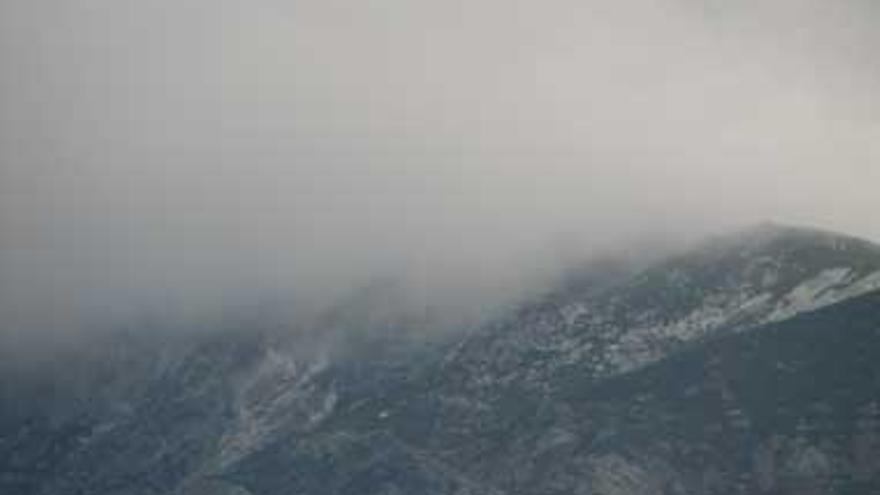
[[228, 289, 880, 495], [448, 224, 880, 389], [2, 224, 880, 495]]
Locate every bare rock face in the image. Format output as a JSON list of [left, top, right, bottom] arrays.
[[3, 225, 880, 495]]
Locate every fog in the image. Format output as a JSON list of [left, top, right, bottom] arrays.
[[1, 0, 879, 337]]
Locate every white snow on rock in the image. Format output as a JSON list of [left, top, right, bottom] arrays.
[[450, 231, 880, 391], [768, 269, 880, 322], [562, 267, 880, 377], [216, 349, 335, 467], [767, 268, 853, 322], [604, 289, 776, 374]]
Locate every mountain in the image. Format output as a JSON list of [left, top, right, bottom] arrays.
[[442, 223, 880, 389], [2, 224, 880, 495], [227, 289, 880, 495]]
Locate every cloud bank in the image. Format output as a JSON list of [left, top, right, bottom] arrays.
[[1, 0, 878, 333]]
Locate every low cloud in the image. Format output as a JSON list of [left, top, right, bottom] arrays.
[[1, 0, 878, 338]]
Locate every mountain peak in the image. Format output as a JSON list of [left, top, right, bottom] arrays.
[[629, 222, 880, 314], [472, 223, 880, 381], [707, 222, 880, 256], [657, 223, 880, 287]]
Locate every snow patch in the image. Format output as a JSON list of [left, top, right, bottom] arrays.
[[767, 268, 878, 322]]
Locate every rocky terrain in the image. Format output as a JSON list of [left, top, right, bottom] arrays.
[[3, 224, 880, 494]]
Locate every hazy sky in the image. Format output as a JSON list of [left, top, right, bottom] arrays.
[[1, 0, 879, 329]]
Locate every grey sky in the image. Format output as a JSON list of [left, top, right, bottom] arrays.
[[1, 0, 878, 329]]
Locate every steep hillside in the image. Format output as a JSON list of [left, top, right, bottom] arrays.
[[227, 290, 880, 495], [447, 224, 880, 391], [2, 225, 879, 495]]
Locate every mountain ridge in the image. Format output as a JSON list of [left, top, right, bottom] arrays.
[[3, 223, 880, 495]]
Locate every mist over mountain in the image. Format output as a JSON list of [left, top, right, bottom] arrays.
[[3, 224, 880, 495], [2, 0, 880, 339], [2, 1, 880, 494]]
